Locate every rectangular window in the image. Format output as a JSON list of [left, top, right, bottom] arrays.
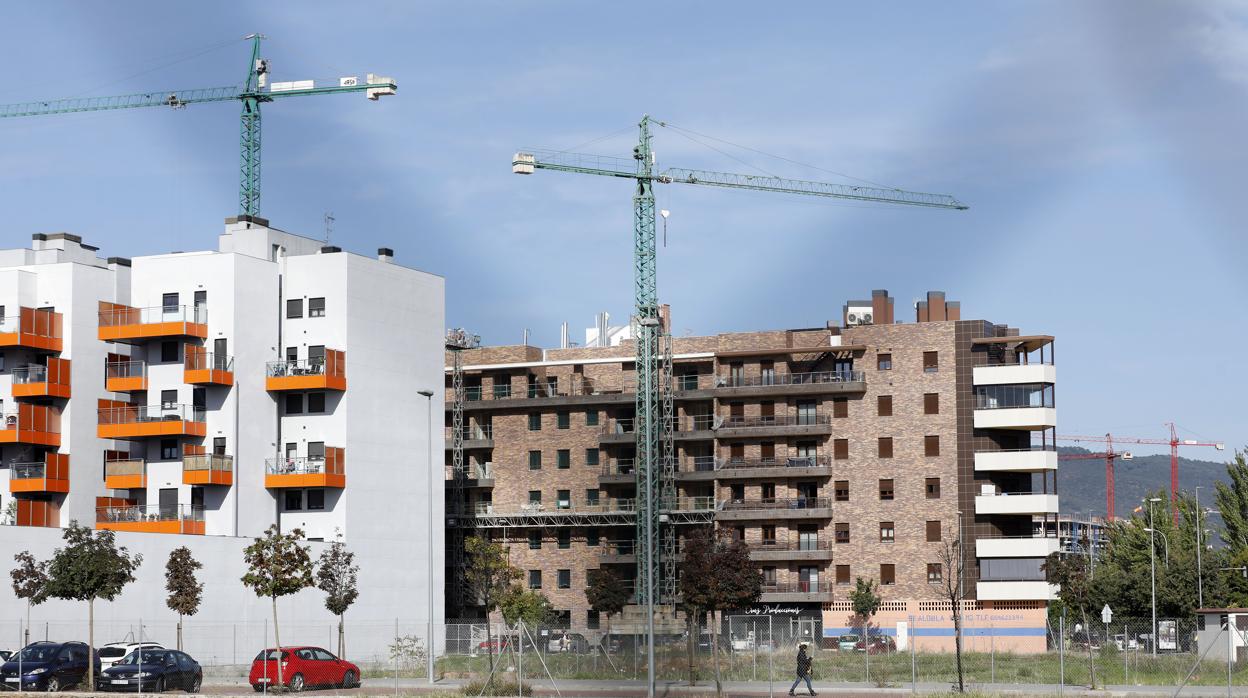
[[730, 362, 744, 386], [194, 290, 206, 308], [557, 489, 570, 510], [925, 435, 941, 457], [880, 521, 895, 542], [307, 441, 325, 460], [585, 410, 599, 426], [307, 392, 326, 413], [926, 520, 942, 542], [160, 389, 178, 407], [877, 353, 892, 371], [285, 393, 304, 414], [877, 395, 892, 417], [284, 490, 302, 511], [307, 489, 325, 510], [493, 375, 511, 398], [528, 413, 541, 431], [834, 439, 849, 460], [557, 449, 570, 469], [308, 297, 325, 317], [286, 346, 298, 362], [927, 563, 943, 584], [761, 525, 776, 544], [586, 489, 600, 506], [880, 564, 896, 586], [796, 400, 817, 426], [587, 610, 601, 629], [529, 570, 542, 589], [878, 479, 894, 501], [557, 411, 570, 429], [878, 437, 893, 459], [528, 531, 542, 550], [586, 528, 599, 547], [528, 451, 542, 470], [924, 393, 940, 415], [558, 530, 571, 549], [836, 565, 851, 585], [308, 345, 325, 365], [834, 523, 850, 544], [161, 341, 179, 363], [585, 449, 600, 466], [160, 438, 178, 460], [760, 361, 775, 386], [834, 480, 849, 502], [761, 482, 776, 500], [926, 477, 941, 499], [286, 299, 303, 318], [832, 398, 848, 419], [923, 351, 939, 373], [162, 292, 179, 312], [730, 483, 745, 501], [213, 437, 227, 456], [528, 490, 542, 505]]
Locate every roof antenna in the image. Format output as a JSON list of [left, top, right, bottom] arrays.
[[324, 211, 335, 243]]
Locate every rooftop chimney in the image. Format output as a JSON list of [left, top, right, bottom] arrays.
[[916, 291, 959, 322], [378, 247, 394, 263]]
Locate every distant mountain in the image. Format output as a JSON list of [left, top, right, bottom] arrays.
[[1055, 446, 1233, 518]]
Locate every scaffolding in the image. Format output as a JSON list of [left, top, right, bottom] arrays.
[[444, 328, 478, 618]]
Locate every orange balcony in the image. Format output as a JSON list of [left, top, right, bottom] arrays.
[[98, 302, 208, 342], [0, 307, 63, 352], [11, 359, 71, 399], [14, 498, 59, 527], [184, 347, 234, 386], [183, 453, 233, 486], [8, 454, 69, 494], [265, 448, 345, 489], [0, 404, 61, 446], [104, 458, 146, 490], [96, 503, 205, 535], [265, 350, 346, 392], [97, 402, 206, 439], [105, 357, 147, 392]]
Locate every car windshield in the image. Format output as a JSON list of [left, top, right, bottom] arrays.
[[255, 650, 289, 661], [15, 645, 57, 662], [99, 647, 127, 658], [117, 650, 168, 666]]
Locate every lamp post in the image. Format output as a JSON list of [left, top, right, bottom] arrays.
[[1146, 498, 1162, 656], [418, 388, 436, 684], [1196, 486, 1204, 609]]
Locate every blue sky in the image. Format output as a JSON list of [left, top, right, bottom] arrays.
[[1, 2, 1245, 459]]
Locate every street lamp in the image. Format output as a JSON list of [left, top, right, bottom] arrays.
[[1143, 529, 1170, 566], [1195, 486, 1205, 609], [417, 388, 436, 685], [1147, 497, 1162, 657]]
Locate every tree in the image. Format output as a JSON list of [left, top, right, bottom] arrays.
[[165, 546, 203, 651], [11, 550, 48, 648], [1216, 451, 1248, 554], [241, 525, 314, 690], [679, 528, 762, 697], [498, 585, 554, 627], [43, 523, 142, 691], [937, 540, 966, 693], [849, 576, 882, 683], [315, 533, 359, 657], [464, 535, 520, 676], [1045, 552, 1096, 688], [585, 568, 629, 654]]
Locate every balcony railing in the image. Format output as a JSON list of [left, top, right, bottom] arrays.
[[264, 455, 343, 477], [601, 461, 636, 477], [98, 404, 205, 425], [470, 499, 637, 516], [11, 462, 49, 481], [96, 503, 203, 525], [664, 496, 719, 512], [105, 459, 146, 479], [266, 358, 337, 379], [0, 404, 61, 442], [747, 539, 832, 552], [183, 454, 233, 474], [106, 360, 146, 380], [760, 581, 825, 594], [99, 304, 208, 327], [602, 540, 637, 556], [717, 370, 864, 388], [446, 425, 493, 441], [0, 308, 63, 350], [973, 384, 1054, 410], [677, 416, 716, 432], [601, 419, 635, 435], [721, 497, 832, 511], [11, 365, 48, 384], [11, 359, 71, 398], [185, 350, 234, 372], [702, 455, 832, 471], [719, 414, 830, 428]]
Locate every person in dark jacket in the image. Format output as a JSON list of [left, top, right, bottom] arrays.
[[789, 642, 816, 696]]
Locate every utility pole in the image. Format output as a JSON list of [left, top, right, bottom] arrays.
[[1147, 497, 1161, 657], [1196, 486, 1205, 609]]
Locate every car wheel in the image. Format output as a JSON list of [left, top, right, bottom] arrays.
[[45, 676, 61, 692], [189, 675, 202, 694], [153, 677, 164, 693], [289, 673, 305, 692], [252, 684, 264, 693], [341, 670, 355, 689]]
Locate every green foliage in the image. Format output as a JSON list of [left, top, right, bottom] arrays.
[[11, 550, 48, 606], [464, 536, 519, 615], [389, 634, 427, 670], [1215, 451, 1248, 553], [850, 577, 882, 622], [44, 523, 142, 603], [585, 567, 629, 618], [315, 534, 359, 617], [164, 546, 203, 617], [497, 585, 555, 626], [240, 525, 314, 599]]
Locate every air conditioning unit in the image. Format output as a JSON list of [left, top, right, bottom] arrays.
[[846, 307, 874, 326], [980, 484, 996, 496]]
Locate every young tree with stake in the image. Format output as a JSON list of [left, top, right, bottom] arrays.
[[315, 532, 359, 657], [241, 525, 314, 690], [165, 546, 203, 651], [937, 539, 967, 693], [11, 550, 48, 648], [679, 527, 762, 698], [464, 535, 520, 677]]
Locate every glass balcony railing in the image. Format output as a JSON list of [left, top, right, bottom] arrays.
[[97, 404, 205, 425], [98, 304, 207, 327], [183, 454, 233, 475], [974, 383, 1054, 410], [186, 351, 234, 372], [96, 503, 203, 525], [264, 455, 342, 477], [719, 414, 830, 428], [105, 360, 146, 379], [721, 497, 832, 511], [717, 370, 864, 388]]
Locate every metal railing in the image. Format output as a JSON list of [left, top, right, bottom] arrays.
[[719, 414, 830, 428], [601, 461, 636, 476], [458, 374, 721, 402], [186, 351, 234, 372], [663, 496, 719, 512], [266, 358, 336, 378], [602, 540, 637, 556], [10, 365, 48, 384], [97, 404, 205, 424], [973, 384, 1054, 410], [446, 424, 492, 440], [747, 539, 832, 551], [96, 503, 203, 524], [0, 308, 61, 339], [601, 419, 634, 435], [264, 456, 342, 476], [677, 415, 716, 432], [760, 581, 826, 594], [98, 304, 207, 327], [978, 444, 1058, 453], [475, 499, 637, 516], [105, 360, 146, 380], [10, 462, 50, 480], [105, 459, 146, 479], [714, 455, 832, 470], [721, 497, 832, 511], [717, 370, 864, 388], [183, 454, 233, 474]]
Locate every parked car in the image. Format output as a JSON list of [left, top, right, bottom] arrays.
[[836, 634, 860, 652], [249, 646, 360, 692], [0, 641, 100, 691], [0, 652, 9, 662], [97, 648, 201, 693], [98, 642, 163, 670], [546, 632, 590, 654], [855, 636, 897, 654]]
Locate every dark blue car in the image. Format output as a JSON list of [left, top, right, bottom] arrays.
[[97, 648, 202, 693], [0, 641, 99, 691]]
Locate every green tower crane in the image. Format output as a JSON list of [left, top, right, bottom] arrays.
[[0, 33, 396, 217], [514, 115, 967, 697]]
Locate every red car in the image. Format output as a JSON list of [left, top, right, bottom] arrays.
[[249, 647, 360, 692]]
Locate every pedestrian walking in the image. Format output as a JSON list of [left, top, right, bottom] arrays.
[[788, 641, 816, 696]]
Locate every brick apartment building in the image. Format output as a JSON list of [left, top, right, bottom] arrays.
[[444, 290, 1058, 650]]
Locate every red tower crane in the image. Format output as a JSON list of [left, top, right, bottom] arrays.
[[1060, 425, 1225, 524], [1057, 436, 1131, 521]]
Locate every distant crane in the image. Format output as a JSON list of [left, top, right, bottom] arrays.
[[1060, 425, 1225, 524], [1057, 435, 1133, 520], [0, 33, 397, 217]]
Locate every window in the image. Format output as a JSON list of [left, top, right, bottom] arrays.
[[836, 565, 851, 585], [926, 520, 942, 542], [529, 451, 542, 470], [796, 400, 817, 426], [286, 299, 303, 318], [528, 490, 542, 505], [762, 566, 777, 586], [557, 449, 570, 469], [285, 393, 304, 414], [923, 351, 939, 373], [308, 297, 325, 317], [284, 490, 303, 511], [557, 411, 570, 429], [528, 570, 542, 589], [760, 361, 775, 385], [927, 563, 943, 583], [926, 477, 941, 499], [161, 341, 179, 363], [759, 482, 775, 500], [528, 413, 541, 431], [307, 489, 325, 510], [832, 398, 848, 419], [878, 479, 894, 500], [528, 531, 542, 550], [192, 387, 206, 409], [925, 435, 940, 457], [307, 392, 326, 413], [834, 439, 849, 460], [160, 439, 178, 460], [924, 393, 940, 415], [880, 521, 895, 542], [308, 441, 325, 460], [308, 345, 325, 366], [585, 449, 600, 466], [730, 362, 744, 386], [557, 569, 571, 589], [761, 525, 777, 544], [493, 375, 511, 398], [557, 489, 570, 510], [834, 523, 850, 544], [213, 437, 227, 456], [586, 410, 599, 426], [162, 292, 179, 312], [877, 353, 892, 370], [730, 483, 745, 502], [586, 528, 599, 546], [588, 610, 601, 629], [834, 480, 849, 502], [880, 564, 896, 586], [586, 489, 600, 506], [286, 346, 298, 362], [194, 290, 207, 308], [877, 395, 892, 417], [878, 437, 893, 459], [558, 530, 571, 549]]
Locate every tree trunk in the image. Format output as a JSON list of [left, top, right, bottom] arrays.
[[1082, 607, 1095, 688], [605, 615, 612, 656], [178, 614, 184, 651], [24, 599, 30, 648], [338, 615, 345, 659], [953, 607, 964, 693], [88, 599, 95, 691], [485, 605, 495, 678], [272, 595, 284, 689], [712, 610, 723, 698], [686, 610, 697, 686]]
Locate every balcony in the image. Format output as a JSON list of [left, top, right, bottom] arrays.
[[664, 496, 719, 514], [976, 535, 1061, 559], [747, 540, 834, 562], [97, 404, 206, 439], [600, 541, 637, 564], [715, 370, 865, 398], [265, 350, 346, 392], [8, 454, 69, 495], [973, 363, 1056, 386], [975, 491, 1059, 516], [11, 360, 71, 399], [184, 347, 234, 386], [675, 416, 716, 440], [718, 497, 833, 521], [0, 308, 63, 352], [678, 455, 832, 481], [457, 376, 638, 409], [445, 425, 493, 450], [105, 360, 147, 393], [0, 405, 61, 446], [182, 454, 233, 486], [265, 449, 345, 489], [976, 580, 1058, 602], [973, 384, 1056, 430], [974, 447, 1058, 473], [14, 499, 59, 527], [104, 459, 146, 490], [715, 414, 832, 439], [759, 582, 832, 603], [98, 302, 207, 342], [96, 504, 205, 535], [460, 498, 638, 527], [599, 419, 636, 445], [600, 461, 636, 485]]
